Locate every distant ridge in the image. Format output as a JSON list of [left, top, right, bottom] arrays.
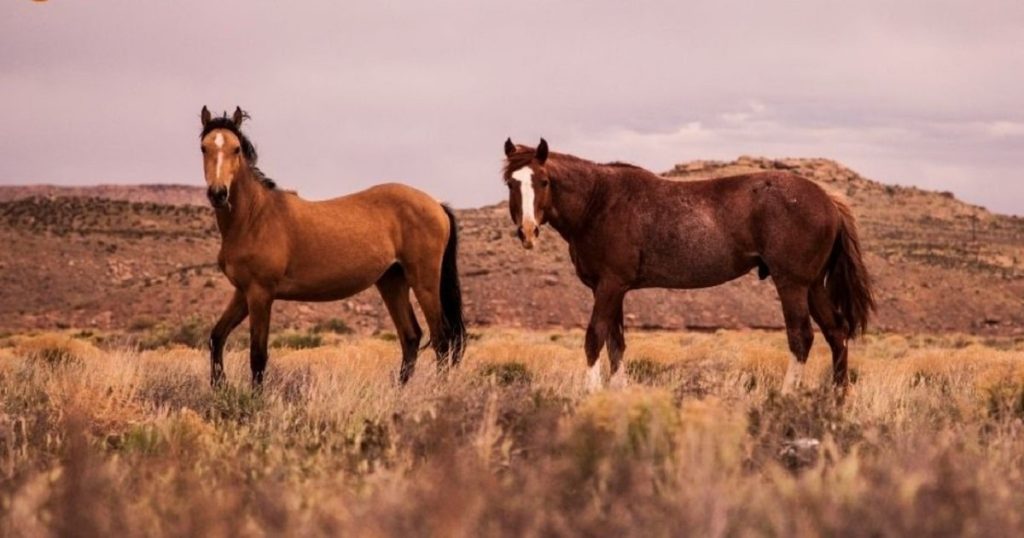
[[0, 184, 207, 206], [1, 157, 1022, 335]]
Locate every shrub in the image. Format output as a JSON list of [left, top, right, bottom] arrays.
[[626, 357, 670, 384], [982, 379, 1024, 422], [374, 331, 398, 342], [479, 361, 533, 386], [312, 318, 354, 335], [205, 384, 265, 422], [16, 333, 99, 367], [271, 332, 323, 349], [138, 315, 208, 350], [128, 316, 158, 332], [566, 388, 680, 479]]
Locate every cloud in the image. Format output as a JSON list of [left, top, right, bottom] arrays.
[[983, 121, 1024, 138], [0, 1, 1022, 214]]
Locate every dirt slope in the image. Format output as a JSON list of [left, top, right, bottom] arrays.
[[1, 158, 1022, 335]]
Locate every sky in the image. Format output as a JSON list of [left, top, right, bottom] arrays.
[[2, 1, 1022, 214]]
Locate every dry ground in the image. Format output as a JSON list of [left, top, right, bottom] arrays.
[[2, 329, 1024, 537], [4, 158, 1024, 334]]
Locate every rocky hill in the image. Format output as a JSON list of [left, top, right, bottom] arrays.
[[2, 158, 1022, 336]]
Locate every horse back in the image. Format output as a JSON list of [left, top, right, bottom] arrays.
[[293, 182, 450, 254], [580, 171, 841, 289]]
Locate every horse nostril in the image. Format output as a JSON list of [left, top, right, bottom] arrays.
[[516, 227, 526, 241], [533, 227, 540, 238], [207, 187, 228, 206]]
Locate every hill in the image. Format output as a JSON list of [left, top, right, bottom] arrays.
[[1, 158, 1022, 335]]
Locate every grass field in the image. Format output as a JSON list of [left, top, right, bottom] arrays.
[[2, 329, 1024, 536]]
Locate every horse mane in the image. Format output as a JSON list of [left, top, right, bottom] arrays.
[[200, 114, 277, 190], [503, 146, 651, 181]]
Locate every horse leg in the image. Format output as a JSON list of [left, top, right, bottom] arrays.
[[776, 282, 814, 395], [209, 289, 249, 387], [809, 282, 851, 398], [246, 286, 274, 389], [585, 282, 626, 393], [410, 280, 449, 373], [608, 296, 629, 389], [376, 266, 423, 384]]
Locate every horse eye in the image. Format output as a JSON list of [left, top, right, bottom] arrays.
[[233, 147, 241, 155], [200, 146, 206, 154]]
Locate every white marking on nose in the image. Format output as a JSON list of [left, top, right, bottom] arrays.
[[214, 133, 225, 180], [511, 167, 535, 226]]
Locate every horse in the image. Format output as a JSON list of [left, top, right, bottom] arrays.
[[501, 138, 875, 397], [198, 106, 465, 387]]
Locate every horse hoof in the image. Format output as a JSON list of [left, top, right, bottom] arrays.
[[585, 364, 603, 393], [609, 371, 629, 389]]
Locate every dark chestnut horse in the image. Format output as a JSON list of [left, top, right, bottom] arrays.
[[502, 138, 874, 395], [199, 106, 465, 387]]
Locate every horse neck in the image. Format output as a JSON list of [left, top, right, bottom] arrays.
[[547, 163, 606, 239], [215, 166, 269, 239]]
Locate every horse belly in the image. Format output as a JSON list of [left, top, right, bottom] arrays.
[[275, 273, 382, 302], [276, 247, 393, 302], [636, 240, 756, 289]]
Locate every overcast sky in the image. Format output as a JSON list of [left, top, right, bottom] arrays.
[[2, 1, 1022, 214]]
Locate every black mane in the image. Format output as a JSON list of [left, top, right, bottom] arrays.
[[200, 114, 277, 190]]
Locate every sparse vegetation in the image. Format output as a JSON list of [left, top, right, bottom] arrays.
[[14, 333, 99, 367], [3, 169, 1024, 336], [271, 331, 323, 349], [136, 315, 208, 350], [312, 317, 353, 335], [478, 360, 532, 385], [1, 329, 1023, 535]]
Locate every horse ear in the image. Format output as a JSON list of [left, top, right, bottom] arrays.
[[200, 106, 211, 127], [536, 138, 549, 165], [504, 138, 516, 157], [232, 106, 246, 127]]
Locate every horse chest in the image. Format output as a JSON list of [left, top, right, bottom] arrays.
[[567, 245, 599, 288], [217, 248, 279, 289], [217, 255, 244, 288]]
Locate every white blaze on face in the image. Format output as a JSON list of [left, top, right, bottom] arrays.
[[214, 132, 225, 180], [511, 167, 535, 226]]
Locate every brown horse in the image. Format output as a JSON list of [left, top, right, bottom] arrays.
[[502, 138, 875, 395], [199, 106, 465, 387]]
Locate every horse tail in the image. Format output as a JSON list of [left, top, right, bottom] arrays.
[[825, 196, 876, 337], [438, 204, 467, 364]]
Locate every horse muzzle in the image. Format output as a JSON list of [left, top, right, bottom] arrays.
[[517, 223, 540, 250], [207, 186, 229, 209]]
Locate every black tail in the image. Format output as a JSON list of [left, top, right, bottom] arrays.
[[438, 204, 467, 364], [826, 197, 876, 337]]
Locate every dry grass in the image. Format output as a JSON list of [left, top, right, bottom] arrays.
[[1, 329, 1023, 536]]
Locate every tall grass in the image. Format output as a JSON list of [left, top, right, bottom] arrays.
[[0, 329, 1022, 536]]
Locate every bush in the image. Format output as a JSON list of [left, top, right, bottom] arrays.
[[271, 332, 323, 349], [16, 334, 99, 367], [128, 316, 157, 332], [312, 318, 353, 335], [138, 316, 207, 350], [626, 357, 670, 384], [983, 380, 1024, 422], [479, 361, 533, 386]]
